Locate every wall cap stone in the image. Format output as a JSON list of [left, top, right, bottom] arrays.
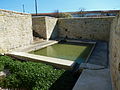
[[59, 16, 115, 20], [32, 16, 57, 19], [0, 9, 30, 15]]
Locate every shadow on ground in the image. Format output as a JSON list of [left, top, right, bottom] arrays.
[[49, 70, 80, 90]]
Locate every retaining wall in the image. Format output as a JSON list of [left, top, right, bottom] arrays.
[[32, 16, 58, 40], [0, 9, 33, 53], [58, 17, 114, 41], [32, 16, 114, 41], [32, 17, 46, 38], [0, 9, 120, 90], [109, 14, 120, 90]]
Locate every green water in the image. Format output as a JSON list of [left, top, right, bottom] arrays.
[[30, 43, 93, 64]]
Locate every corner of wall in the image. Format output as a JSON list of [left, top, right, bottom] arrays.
[[109, 13, 120, 90], [45, 17, 58, 40]]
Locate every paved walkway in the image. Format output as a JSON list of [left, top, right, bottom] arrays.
[[73, 69, 112, 90], [88, 41, 108, 67], [73, 41, 112, 90]]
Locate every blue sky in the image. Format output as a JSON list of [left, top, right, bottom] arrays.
[[0, 0, 120, 13]]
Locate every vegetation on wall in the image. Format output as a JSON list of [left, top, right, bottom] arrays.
[[54, 10, 72, 18], [58, 13, 72, 18]]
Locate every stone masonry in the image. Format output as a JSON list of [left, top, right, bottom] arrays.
[[109, 13, 120, 90], [32, 16, 58, 40], [32, 16, 46, 38], [32, 16, 114, 41], [0, 9, 33, 53], [0, 9, 120, 90], [45, 17, 58, 39], [58, 17, 114, 41], [32, 16, 120, 90]]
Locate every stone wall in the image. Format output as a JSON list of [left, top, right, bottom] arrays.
[[32, 16, 58, 40], [32, 16, 46, 38], [45, 17, 58, 39], [58, 17, 114, 41], [0, 9, 33, 53], [109, 14, 120, 90]]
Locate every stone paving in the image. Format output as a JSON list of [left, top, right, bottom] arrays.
[[88, 41, 109, 67], [73, 69, 112, 90], [73, 41, 112, 90]]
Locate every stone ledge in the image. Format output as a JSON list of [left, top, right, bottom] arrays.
[[8, 40, 58, 53], [79, 63, 105, 70], [6, 52, 74, 70]]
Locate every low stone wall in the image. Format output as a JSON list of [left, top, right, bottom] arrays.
[[0, 9, 33, 53], [109, 14, 120, 90], [58, 17, 114, 41], [32, 16, 58, 40]]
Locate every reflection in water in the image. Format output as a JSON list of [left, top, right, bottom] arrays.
[[31, 43, 92, 64]]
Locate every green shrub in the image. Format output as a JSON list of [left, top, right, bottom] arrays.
[[54, 10, 72, 18], [0, 56, 65, 90], [0, 63, 4, 71], [57, 13, 72, 18], [0, 56, 79, 90]]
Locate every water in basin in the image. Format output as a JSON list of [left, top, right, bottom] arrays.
[[30, 42, 93, 64]]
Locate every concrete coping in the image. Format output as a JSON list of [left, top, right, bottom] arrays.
[[32, 16, 57, 19], [66, 40, 96, 44], [59, 16, 115, 19], [32, 15, 115, 19], [5, 40, 96, 70], [85, 42, 96, 63], [6, 52, 74, 70], [65, 39, 96, 63]]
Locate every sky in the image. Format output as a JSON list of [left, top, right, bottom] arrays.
[[0, 0, 120, 14]]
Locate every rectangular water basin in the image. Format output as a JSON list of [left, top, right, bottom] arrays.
[[30, 41, 94, 64]]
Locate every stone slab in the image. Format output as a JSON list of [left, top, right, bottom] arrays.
[[79, 63, 105, 70], [6, 52, 74, 70], [88, 41, 108, 67], [73, 69, 112, 90]]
